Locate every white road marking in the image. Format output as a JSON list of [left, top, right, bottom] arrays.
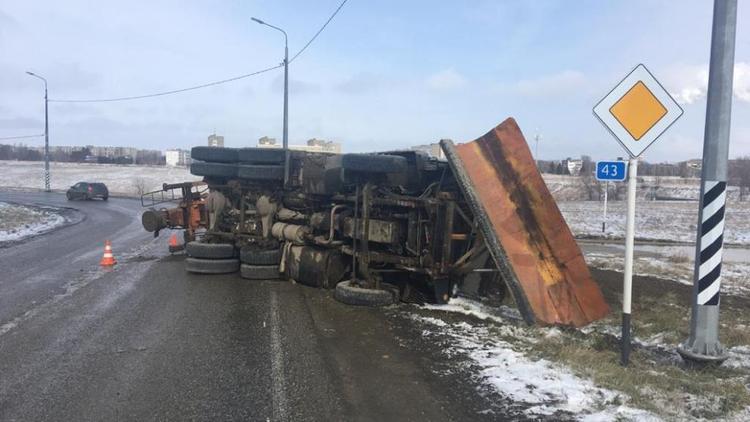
[[270, 290, 289, 421]]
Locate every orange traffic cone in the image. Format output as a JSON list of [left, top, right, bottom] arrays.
[[168, 232, 184, 253], [100, 240, 117, 266]]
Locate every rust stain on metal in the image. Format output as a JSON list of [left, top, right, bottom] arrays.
[[446, 118, 609, 327]]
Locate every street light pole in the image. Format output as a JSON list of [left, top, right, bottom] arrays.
[[26, 71, 50, 192], [251, 17, 290, 185], [678, 0, 737, 366]]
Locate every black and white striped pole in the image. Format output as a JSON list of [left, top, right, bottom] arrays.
[[677, 0, 737, 366]]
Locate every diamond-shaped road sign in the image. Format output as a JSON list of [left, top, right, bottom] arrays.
[[594, 64, 683, 158]]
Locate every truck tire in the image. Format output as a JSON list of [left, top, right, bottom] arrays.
[[334, 280, 396, 306], [186, 242, 235, 259], [185, 257, 240, 274], [240, 247, 282, 265], [190, 162, 237, 178], [237, 148, 286, 164], [236, 164, 284, 180], [240, 264, 281, 280], [341, 154, 408, 174], [191, 146, 238, 163]]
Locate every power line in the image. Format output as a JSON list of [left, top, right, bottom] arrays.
[[0, 134, 44, 141], [46, 0, 349, 104], [289, 0, 348, 63], [49, 65, 282, 103]]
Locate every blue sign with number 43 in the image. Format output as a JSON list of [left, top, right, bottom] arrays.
[[595, 161, 627, 181]]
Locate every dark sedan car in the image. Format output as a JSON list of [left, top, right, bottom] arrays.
[[66, 182, 109, 201]]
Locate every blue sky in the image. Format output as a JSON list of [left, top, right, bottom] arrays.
[[1, 0, 749, 161]]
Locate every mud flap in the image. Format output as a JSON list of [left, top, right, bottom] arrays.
[[433, 278, 451, 304], [441, 118, 610, 327]]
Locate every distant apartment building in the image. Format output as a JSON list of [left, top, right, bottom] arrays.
[[410, 143, 445, 160], [30, 145, 86, 155], [256, 137, 342, 153], [135, 149, 164, 165], [165, 149, 191, 167], [87, 145, 137, 160], [258, 136, 278, 147], [304, 138, 341, 153], [208, 134, 224, 147]]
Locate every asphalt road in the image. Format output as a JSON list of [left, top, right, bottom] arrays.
[[0, 192, 519, 421]]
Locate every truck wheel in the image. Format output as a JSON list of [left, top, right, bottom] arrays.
[[237, 148, 286, 164], [66, 192, 73, 201], [185, 257, 240, 274], [334, 280, 396, 306], [186, 242, 235, 259], [240, 247, 281, 265], [236, 164, 284, 180], [341, 154, 408, 174], [190, 162, 237, 178], [240, 264, 281, 280], [191, 146, 238, 163]]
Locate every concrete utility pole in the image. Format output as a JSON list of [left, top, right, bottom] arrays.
[[678, 0, 737, 366], [251, 17, 290, 185], [26, 71, 50, 192]]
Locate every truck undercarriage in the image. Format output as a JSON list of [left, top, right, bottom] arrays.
[[141, 118, 609, 327]]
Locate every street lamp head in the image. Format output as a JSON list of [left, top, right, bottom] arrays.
[[251, 17, 265, 25], [26, 71, 35, 76]]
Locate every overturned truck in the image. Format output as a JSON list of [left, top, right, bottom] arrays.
[[141, 118, 609, 327]]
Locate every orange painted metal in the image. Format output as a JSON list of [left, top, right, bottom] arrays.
[[442, 118, 609, 327]]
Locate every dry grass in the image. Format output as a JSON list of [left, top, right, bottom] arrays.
[[666, 252, 691, 264], [516, 288, 750, 419], [0, 203, 46, 231], [532, 332, 750, 419]]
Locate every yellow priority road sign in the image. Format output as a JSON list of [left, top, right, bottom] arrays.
[[594, 64, 683, 158]]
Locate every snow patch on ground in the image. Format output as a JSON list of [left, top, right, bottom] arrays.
[[423, 297, 524, 324], [413, 301, 659, 421], [726, 346, 750, 370], [0, 201, 66, 243]]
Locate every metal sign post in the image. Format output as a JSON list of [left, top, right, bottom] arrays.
[[678, 0, 737, 366], [594, 65, 683, 366], [596, 161, 627, 233], [603, 182, 608, 233]]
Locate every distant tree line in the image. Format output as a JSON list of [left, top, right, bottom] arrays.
[[729, 156, 750, 200], [537, 154, 750, 201], [537, 156, 703, 178], [0, 144, 164, 165]]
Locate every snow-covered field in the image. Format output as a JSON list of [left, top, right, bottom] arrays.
[[0, 201, 67, 243], [543, 174, 744, 202], [559, 200, 750, 245], [582, 245, 750, 298], [3, 160, 742, 202], [0, 160, 198, 197]]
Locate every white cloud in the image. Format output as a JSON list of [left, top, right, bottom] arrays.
[[735, 63, 750, 102], [514, 70, 586, 97], [666, 62, 750, 104], [426, 68, 467, 91]]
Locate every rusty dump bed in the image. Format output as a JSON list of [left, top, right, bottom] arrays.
[[442, 118, 609, 327]]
